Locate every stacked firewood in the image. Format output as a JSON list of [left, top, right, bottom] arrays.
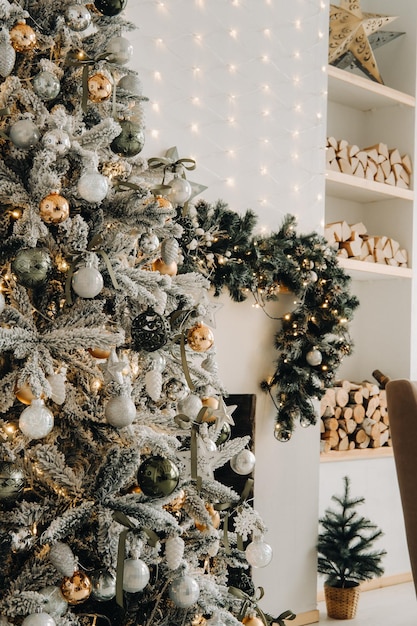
[[325, 220, 408, 267], [326, 137, 412, 189], [320, 379, 390, 453]]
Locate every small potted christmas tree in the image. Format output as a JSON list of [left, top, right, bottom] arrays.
[[317, 476, 386, 619]]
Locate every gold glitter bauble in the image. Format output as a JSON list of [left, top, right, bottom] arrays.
[[151, 258, 178, 276], [60, 570, 92, 605], [10, 22, 37, 52], [101, 161, 128, 179], [187, 322, 214, 353], [39, 193, 70, 224], [87, 72, 112, 102], [88, 347, 112, 359]]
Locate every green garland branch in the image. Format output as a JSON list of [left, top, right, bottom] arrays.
[[178, 203, 359, 440]]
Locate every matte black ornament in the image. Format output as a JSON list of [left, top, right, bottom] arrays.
[[11, 248, 52, 288], [131, 307, 169, 352], [110, 120, 145, 158], [137, 455, 180, 498], [0, 461, 25, 502], [93, 0, 127, 17]]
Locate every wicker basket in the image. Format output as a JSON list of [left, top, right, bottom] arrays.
[[324, 583, 361, 619]]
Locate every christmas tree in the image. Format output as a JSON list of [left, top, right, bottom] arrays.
[[0, 2, 284, 626]]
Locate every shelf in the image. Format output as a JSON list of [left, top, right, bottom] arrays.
[[338, 257, 412, 280], [327, 65, 416, 111], [320, 447, 393, 463], [325, 169, 414, 203]]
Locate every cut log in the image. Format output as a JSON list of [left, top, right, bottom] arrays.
[[402, 153, 413, 174], [352, 404, 365, 424], [335, 388, 349, 407]]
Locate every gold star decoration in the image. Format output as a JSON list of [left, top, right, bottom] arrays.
[[329, 1, 398, 83]]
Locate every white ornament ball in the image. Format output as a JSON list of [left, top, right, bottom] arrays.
[[39, 586, 68, 617], [122, 558, 150, 593], [71, 265, 103, 298], [230, 449, 256, 475], [22, 614, 56, 626], [245, 537, 273, 568], [105, 395, 136, 427], [107, 36, 133, 64], [0, 292, 5, 313], [33, 71, 60, 100], [42, 129, 71, 155], [19, 399, 54, 439], [177, 394, 203, 419], [169, 575, 200, 608], [168, 178, 192, 204], [9, 119, 40, 149], [306, 348, 322, 367], [77, 170, 109, 203]]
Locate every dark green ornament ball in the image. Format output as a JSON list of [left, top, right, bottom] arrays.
[[0, 461, 25, 503], [94, 0, 127, 16], [111, 120, 145, 158], [137, 455, 179, 498], [11, 248, 52, 288], [215, 423, 231, 446]]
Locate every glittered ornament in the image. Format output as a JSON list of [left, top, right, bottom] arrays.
[[77, 170, 109, 203], [168, 177, 192, 204], [33, 71, 60, 100], [165, 535, 184, 570], [46, 369, 67, 405], [137, 455, 180, 498], [161, 238, 179, 265], [131, 307, 169, 352], [88, 346, 111, 359], [169, 575, 200, 608], [187, 322, 214, 352], [10, 22, 36, 52], [106, 36, 133, 64], [110, 120, 144, 157], [49, 542, 76, 577], [40, 586, 68, 617], [105, 395, 136, 427], [12, 248, 51, 288], [60, 571, 92, 605], [9, 119, 40, 149], [71, 265, 103, 298], [42, 129, 71, 155], [88, 72, 112, 102], [122, 558, 150, 593], [0, 39, 16, 77], [0, 461, 25, 503], [118, 74, 142, 95], [91, 569, 116, 602], [245, 537, 273, 568], [306, 348, 322, 367], [230, 449, 256, 475], [39, 193, 69, 224], [0, 291, 5, 313], [145, 369, 162, 401], [65, 4, 92, 31], [19, 399, 54, 439], [163, 378, 188, 402], [22, 613, 55, 626], [274, 423, 291, 442], [152, 258, 177, 276]]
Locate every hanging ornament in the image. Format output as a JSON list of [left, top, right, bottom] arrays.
[[169, 575, 200, 608], [33, 71, 60, 100], [168, 177, 192, 205], [46, 368, 67, 405], [215, 423, 231, 446], [122, 558, 150, 593], [49, 542, 77, 577], [87, 72, 112, 102], [163, 378, 188, 402], [19, 399, 54, 439], [72, 264, 103, 298], [39, 192, 70, 224], [0, 461, 25, 503], [42, 129, 71, 155], [64, 4, 92, 31], [161, 238, 179, 265], [245, 537, 273, 568], [202, 396, 219, 410], [145, 369, 162, 401], [9, 119, 40, 149], [39, 586, 68, 617], [90, 569, 116, 602], [151, 258, 178, 276], [242, 616, 264, 626], [177, 394, 203, 419], [22, 614, 55, 626], [12, 248, 51, 288], [77, 170, 109, 203], [165, 535, 184, 570], [88, 346, 111, 359], [15, 381, 40, 405], [60, 571, 92, 605], [195, 503, 221, 531], [10, 21, 36, 52], [110, 120, 145, 157], [230, 449, 256, 475], [106, 36, 133, 64], [117, 74, 142, 95], [138, 232, 159, 255], [105, 394, 136, 428], [306, 348, 323, 367], [131, 307, 169, 352], [0, 291, 4, 313], [0, 34, 16, 78], [187, 322, 214, 352], [137, 455, 180, 498], [273, 423, 292, 443], [94, 0, 127, 16], [144, 194, 173, 211]]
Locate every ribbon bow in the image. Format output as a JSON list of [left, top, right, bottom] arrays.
[[65, 50, 111, 112], [228, 586, 269, 626]]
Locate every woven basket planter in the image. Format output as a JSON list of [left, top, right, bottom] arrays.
[[324, 583, 361, 619]]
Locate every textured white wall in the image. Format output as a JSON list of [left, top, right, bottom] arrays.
[[125, 0, 329, 616]]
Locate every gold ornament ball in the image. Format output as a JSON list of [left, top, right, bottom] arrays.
[[195, 503, 220, 531], [144, 195, 173, 211], [15, 381, 43, 405], [152, 258, 178, 276], [187, 322, 214, 353], [88, 73, 112, 102], [39, 193, 70, 224], [88, 346, 112, 359], [60, 570, 92, 605], [242, 616, 264, 626], [10, 22, 37, 52], [202, 396, 219, 410]]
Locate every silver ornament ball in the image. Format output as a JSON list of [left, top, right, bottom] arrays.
[[42, 129, 71, 155], [77, 170, 109, 203], [105, 395, 136, 428], [122, 558, 150, 593], [39, 586, 68, 617], [71, 265, 103, 298], [168, 177, 192, 204], [91, 570, 116, 601], [306, 348, 322, 367], [118, 74, 142, 95], [245, 537, 273, 568], [230, 449, 256, 475], [169, 575, 200, 608], [33, 71, 60, 100], [22, 614, 56, 626], [9, 119, 40, 149], [65, 4, 92, 31], [139, 232, 159, 254], [107, 36, 133, 64]]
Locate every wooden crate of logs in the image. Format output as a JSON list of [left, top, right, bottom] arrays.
[[320, 379, 391, 453], [325, 220, 408, 267], [326, 136, 412, 189]]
